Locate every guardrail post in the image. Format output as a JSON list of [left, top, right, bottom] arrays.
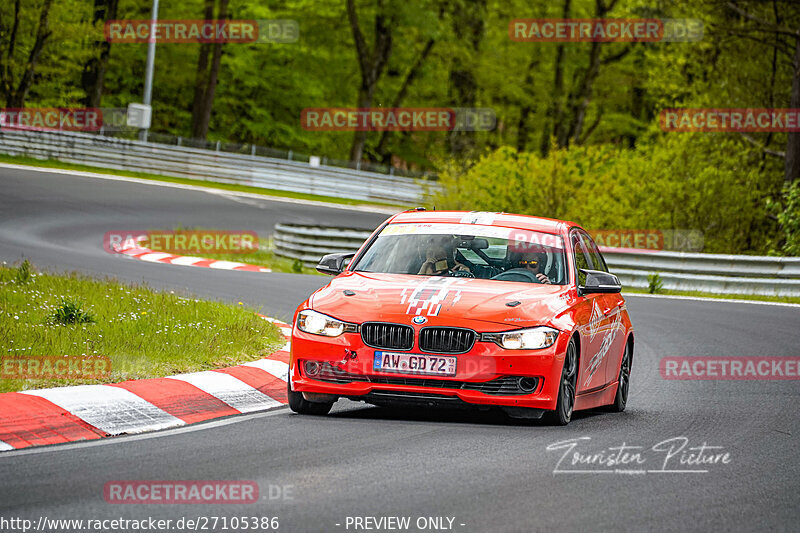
[[288, 150, 293, 161]]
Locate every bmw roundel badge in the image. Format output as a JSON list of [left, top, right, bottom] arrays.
[[412, 316, 427, 325]]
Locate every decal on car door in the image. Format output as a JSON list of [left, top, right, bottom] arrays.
[[584, 311, 623, 387], [588, 300, 603, 341]]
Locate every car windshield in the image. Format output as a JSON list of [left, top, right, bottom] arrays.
[[352, 223, 567, 285]]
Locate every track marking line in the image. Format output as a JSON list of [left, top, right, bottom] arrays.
[[0, 162, 399, 214], [0, 407, 288, 458], [624, 292, 800, 308]]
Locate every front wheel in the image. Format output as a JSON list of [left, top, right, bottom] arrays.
[[287, 378, 333, 415], [544, 337, 577, 426]]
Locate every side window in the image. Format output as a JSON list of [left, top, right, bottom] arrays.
[[572, 233, 591, 286], [580, 233, 609, 273]]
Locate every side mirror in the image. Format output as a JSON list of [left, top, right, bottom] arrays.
[[578, 269, 622, 295], [316, 252, 356, 275]]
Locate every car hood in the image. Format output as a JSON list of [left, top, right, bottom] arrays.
[[308, 272, 572, 329]]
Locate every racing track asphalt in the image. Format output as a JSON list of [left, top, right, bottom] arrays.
[[0, 165, 798, 533]]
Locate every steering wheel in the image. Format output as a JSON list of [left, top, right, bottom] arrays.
[[490, 268, 542, 283], [448, 269, 474, 278]]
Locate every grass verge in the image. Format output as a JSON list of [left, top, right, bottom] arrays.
[[0, 153, 406, 209], [0, 261, 285, 393]]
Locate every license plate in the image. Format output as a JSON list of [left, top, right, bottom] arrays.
[[373, 352, 457, 377]]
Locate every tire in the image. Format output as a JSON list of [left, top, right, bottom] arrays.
[[287, 378, 333, 415], [544, 337, 577, 426], [607, 342, 631, 413]]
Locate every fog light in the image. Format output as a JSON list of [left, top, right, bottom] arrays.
[[517, 377, 538, 392], [304, 360, 321, 377]]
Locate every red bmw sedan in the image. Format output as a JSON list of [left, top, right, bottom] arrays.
[[288, 210, 633, 425]]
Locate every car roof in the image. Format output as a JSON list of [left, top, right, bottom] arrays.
[[388, 210, 578, 234]]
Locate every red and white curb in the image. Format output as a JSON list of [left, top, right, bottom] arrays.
[[0, 317, 293, 451], [116, 245, 271, 273]]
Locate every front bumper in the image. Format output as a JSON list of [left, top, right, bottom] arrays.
[[290, 326, 570, 411]]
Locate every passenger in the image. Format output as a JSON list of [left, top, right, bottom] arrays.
[[418, 236, 470, 275]]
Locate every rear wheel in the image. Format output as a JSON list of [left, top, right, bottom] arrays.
[[287, 378, 333, 415], [608, 342, 631, 412], [544, 337, 577, 426]]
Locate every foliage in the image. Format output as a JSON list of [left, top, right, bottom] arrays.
[[0, 264, 284, 392], [14, 260, 33, 285], [434, 132, 774, 254], [3, 0, 799, 254], [647, 273, 663, 294], [51, 299, 96, 325], [776, 182, 800, 256]]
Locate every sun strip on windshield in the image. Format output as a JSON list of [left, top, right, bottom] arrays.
[[380, 223, 564, 249]]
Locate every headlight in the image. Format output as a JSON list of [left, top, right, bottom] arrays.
[[481, 327, 559, 350], [296, 310, 357, 337]]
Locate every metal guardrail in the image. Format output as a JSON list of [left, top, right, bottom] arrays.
[[274, 224, 374, 266], [273, 224, 800, 297], [0, 129, 436, 204]]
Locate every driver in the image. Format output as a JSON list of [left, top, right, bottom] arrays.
[[418, 235, 470, 275], [518, 251, 552, 284]]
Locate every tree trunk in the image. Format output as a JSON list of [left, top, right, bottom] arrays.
[[190, 0, 223, 140], [346, 0, 393, 163], [194, 0, 228, 140], [376, 38, 435, 162], [81, 0, 119, 108], [349, 87, 373, 163], [1, 0, 22, 105], [565, 39, 602, 145], [516, 57, 540, 153], [9, 0, 53, 107], [446, 0, 485, 157], [785, 36, 800, 185], [540, 0, 571, 156]]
